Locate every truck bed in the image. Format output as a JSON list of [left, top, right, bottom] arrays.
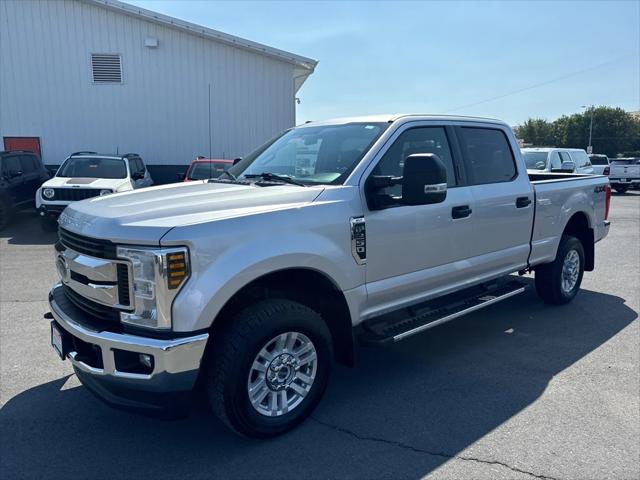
[[527, 172, 609, 268]]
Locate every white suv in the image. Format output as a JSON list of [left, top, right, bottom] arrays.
[[522, 148, 595, 174], [36, 152, 153, 230]]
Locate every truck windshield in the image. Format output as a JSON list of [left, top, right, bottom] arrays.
[[57, 157, 127, 179], [189, 161, 232, 180], [229, 122, 388, 185], [522, 151, 548, 170]]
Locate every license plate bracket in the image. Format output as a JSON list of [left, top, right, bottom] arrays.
[[51, 322, 67, 360]]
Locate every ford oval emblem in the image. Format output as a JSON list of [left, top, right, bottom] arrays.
[[56, 255, 70, 283]]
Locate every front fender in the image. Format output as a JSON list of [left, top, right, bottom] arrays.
[[171, 233, 359, 332], [163, 187, 364, 332]]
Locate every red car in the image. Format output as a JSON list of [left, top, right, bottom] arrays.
[[178, 158, 233, 181]]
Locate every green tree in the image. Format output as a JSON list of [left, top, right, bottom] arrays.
[[517, 107, 640, 157], [515, 118, 556, 146]]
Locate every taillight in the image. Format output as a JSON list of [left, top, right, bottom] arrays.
[[603, 166, 610, 176], [605, 184, 611, 220]]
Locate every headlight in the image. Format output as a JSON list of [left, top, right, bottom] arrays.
[[99, 189, 112, 196], [42, 188, 55, 199], [116, 246, 190, 330]]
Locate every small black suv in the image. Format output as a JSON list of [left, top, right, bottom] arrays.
[[0, 150, 51, 230]]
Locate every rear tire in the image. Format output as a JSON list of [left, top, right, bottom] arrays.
[[206, 299, 332, 438], [535, 235, 585, 305]]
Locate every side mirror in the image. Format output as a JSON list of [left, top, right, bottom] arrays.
[[176, 172, 186, 181], [132, 171, 145, 180], [233, 157, 243, 166], [552, 161, 576, 173], [9, 170, 23, 178], [401, 154, 447, 206]]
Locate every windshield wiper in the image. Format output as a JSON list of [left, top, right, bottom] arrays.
[[243, 172, 306, 187]]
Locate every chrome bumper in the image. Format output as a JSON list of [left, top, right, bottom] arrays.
[[48, 284, 208, 394]]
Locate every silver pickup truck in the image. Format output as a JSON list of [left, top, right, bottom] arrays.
[[609, 157, 640, 193], [47, 114, 611, 437]]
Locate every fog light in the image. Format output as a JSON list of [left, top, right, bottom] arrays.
[[139, 353, 153, 369]]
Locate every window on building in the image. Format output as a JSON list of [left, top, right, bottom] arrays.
[[91, 54, 122, 83], [459, 127, 517, 185]]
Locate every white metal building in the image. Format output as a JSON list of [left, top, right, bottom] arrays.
[[0, 0, 317, 182]]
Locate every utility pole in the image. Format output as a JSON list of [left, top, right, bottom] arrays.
[[581, 105, 594, 154]]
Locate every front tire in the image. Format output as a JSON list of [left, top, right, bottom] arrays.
[[535, 235, 585, 305], [614, 186, 628, 194], [206, 299, 332, 438]]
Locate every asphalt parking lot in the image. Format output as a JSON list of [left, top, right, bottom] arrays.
[[1, 192, 638, 480]]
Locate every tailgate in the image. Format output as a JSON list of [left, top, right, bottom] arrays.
[[610, 162, 640, 178]]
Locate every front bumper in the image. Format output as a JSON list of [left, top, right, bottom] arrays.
[[609, 178, 640, 186], [38, 204, 68, 219], [48, 284, 209, 415]]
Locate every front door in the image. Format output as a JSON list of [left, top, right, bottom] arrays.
[[363, 124, 475, 317], [1, 154, 28, 204]]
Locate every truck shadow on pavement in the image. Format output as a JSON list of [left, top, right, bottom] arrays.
[[1, 283, 637, 479], [0, 211, 58, 245]]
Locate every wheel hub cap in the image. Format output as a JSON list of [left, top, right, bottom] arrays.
[[247, 332, 318, 417], [561, 249, 580, 293], [266, 353, 298, 390]]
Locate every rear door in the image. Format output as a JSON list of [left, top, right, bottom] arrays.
[[455, 125, 534, 276]]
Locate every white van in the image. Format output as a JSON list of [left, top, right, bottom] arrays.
[[522, 148, 595, 175]]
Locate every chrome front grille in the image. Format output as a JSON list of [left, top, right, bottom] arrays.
[[56, 229, 132, 316], [59, 227, 118, 259]]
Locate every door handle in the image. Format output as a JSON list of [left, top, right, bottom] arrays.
[[516, 197, 532, 208], [452, 205, 472, 219]]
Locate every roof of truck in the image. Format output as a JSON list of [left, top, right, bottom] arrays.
[[299, 114, 508, 127]]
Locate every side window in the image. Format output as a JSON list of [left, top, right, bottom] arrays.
[[458, 127, 517, 185], [19, 155, 37, 173], [571, 151, 590, 167], [559, 151, 572, 164], [372, 126, 457, 197], [2, 155, 21, 175], [137, 158, 146, 172], [549, 152, 562, 169]]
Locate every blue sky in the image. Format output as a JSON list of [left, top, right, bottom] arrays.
[[127, 1, 639, 125]]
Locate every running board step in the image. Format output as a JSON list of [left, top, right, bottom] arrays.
[[358, 280, 526, 345]]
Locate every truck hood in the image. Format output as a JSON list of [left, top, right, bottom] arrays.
[[59, 181, 325, 244], [42, 176, 132, 192]]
